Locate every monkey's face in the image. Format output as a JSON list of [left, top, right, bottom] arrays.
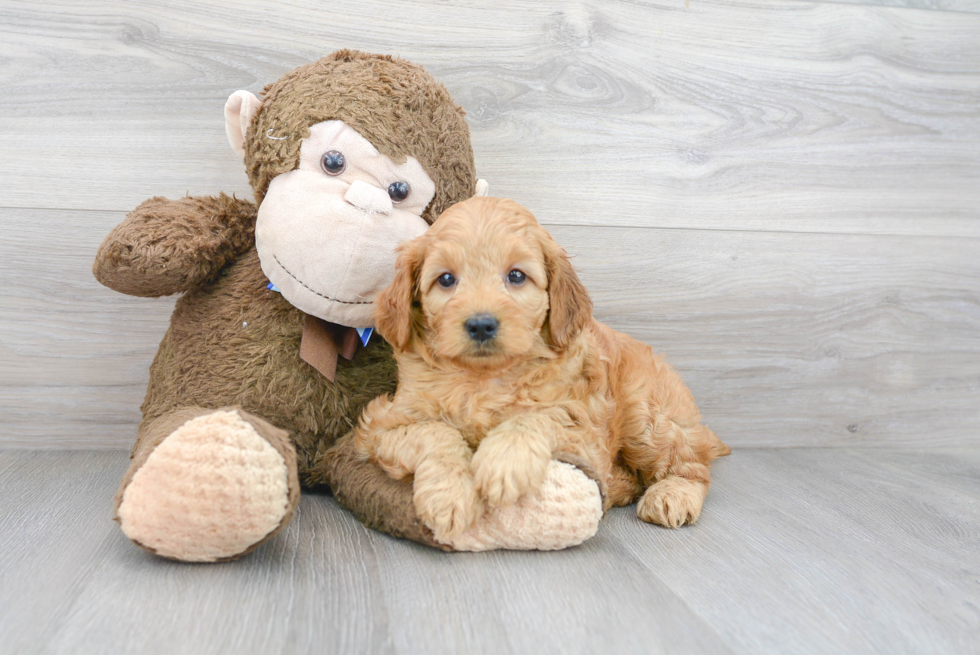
[[255, 120, 435, 327]]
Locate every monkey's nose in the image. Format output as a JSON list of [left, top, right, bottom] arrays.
[[465, 314, 499, 343], [344, 180, 393, 215]]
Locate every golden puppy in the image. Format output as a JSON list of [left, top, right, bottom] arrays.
[[354, 197, 731, 541]]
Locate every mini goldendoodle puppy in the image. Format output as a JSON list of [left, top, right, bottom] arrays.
[[354, 197, 731, 541]]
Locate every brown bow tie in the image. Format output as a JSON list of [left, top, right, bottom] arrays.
[[299, 314, 360, 381]]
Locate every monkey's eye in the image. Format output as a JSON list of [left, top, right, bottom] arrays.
[[321, 150, 346, 176], [436, 272, 456, 288], [507, 269, 527, 285], [388, 181, 411, 203]]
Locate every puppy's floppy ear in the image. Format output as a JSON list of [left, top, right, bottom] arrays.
[[544, 237, 592, 350], [375, 238, 424, 351]]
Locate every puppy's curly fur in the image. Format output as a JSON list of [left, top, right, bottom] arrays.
[[354, 197, 731, 540]]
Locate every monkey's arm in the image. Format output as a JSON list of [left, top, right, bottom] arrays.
[[93, 193, 257, 297]]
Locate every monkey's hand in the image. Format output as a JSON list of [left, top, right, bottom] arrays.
[[93, 194, 256, 297]]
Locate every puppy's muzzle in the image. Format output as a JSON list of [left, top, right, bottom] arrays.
[[465, 314, 499, 343]]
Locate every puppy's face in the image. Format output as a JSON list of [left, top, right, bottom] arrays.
[[376, 197, 592, 372], [418, 205, 550, 367]]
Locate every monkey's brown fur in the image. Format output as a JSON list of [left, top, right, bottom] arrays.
[[94, 51, 477, 555], [354, 198, 731, 540], [247, 50, 475, 217]]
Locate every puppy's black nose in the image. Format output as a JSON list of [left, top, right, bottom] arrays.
[[465, 314, 499, 342]]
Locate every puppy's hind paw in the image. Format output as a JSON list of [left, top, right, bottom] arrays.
[[413, 469, 482, 540], [637, 477, 707, 528]]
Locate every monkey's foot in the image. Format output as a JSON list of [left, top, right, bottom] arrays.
[[441, 461, 602, 551], [116, 409, 298, 562]]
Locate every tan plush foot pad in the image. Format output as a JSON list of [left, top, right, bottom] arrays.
[[117, 410, 291, 562], [442, 461, 603, 552]]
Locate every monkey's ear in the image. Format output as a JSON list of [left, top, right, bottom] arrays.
[[475, 179, 490, 197], [375, 239, 425, 351], [224, 90, 263, 159], [544, 238, 592, 350]]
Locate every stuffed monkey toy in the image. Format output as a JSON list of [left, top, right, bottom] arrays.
[[94, 50, 603, 562]]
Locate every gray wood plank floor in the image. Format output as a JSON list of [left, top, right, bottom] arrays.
[[1, 449, 977, 654], [814, 0, 980, 12]]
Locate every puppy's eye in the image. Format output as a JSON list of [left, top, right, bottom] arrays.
[[321, 150, 346, 176], [388, 181, 411, 203], [436, 272, 456, 288], [507, 269, 527, 285]]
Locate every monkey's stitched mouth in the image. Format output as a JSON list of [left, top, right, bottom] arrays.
[[272, 255, 373, 306]]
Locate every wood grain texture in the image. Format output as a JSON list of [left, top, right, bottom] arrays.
[[3, 206, 977, 448], [1, 0, 979, 236], [0, 207, 173, 447], [811, 0, 980, 13], [1, 2, 977, 651], [568, 225, 980, 448], [1, 449, 977, 654], [604, 447, 980, 654], [1, 0, 978, 449], [0, 451, 132, 654]]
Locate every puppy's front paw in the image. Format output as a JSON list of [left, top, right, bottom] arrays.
[[472, 439, 550, 507], [413, 465, 481, 540], [637, 477, 707, 528]]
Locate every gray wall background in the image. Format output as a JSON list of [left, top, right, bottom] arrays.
[[2, 0, 978, 449]]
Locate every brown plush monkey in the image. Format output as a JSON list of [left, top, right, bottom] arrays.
[[94, 50, 602, 562]]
